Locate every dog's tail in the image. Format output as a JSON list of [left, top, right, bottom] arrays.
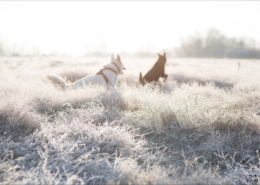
[[44, 74, 69, 90], [139, 72, 145, 86]]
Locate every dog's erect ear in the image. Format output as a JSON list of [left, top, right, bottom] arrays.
[[117, 55, 121, 61], [158, 53, 161, 57], [163, 52, 166, 56], [111, 54, 115, 60]]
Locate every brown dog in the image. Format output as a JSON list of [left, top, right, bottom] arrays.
[[139, 53, 168, 85]]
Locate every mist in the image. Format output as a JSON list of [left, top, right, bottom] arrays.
[[0, 1, 259, 58]]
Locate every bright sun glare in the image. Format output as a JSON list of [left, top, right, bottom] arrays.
[[0, 1, 259, 56]]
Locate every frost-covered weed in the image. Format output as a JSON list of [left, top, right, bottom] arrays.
[[1, 57, 260, 184]]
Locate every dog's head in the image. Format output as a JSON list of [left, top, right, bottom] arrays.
[[110, 54, 126, 75], [158, 53, 167, 64]]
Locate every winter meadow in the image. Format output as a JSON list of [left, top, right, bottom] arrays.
[[1, 1, 260, 184], [1, 55, 260, 184]]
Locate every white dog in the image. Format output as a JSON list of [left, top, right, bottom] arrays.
[[45, 54, 126, 90]]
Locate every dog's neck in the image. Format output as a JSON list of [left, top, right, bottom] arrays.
[[103, 62, 120, 74]]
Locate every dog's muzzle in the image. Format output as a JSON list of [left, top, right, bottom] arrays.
[[121, 66, 126, 74]]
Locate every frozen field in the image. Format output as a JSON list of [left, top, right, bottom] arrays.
[[1, 56, 260, 184]]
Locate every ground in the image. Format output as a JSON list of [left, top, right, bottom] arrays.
[[1, 56, 260, 184]]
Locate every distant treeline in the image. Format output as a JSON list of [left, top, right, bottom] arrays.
[[174, 29, 260, 59], [1, 29, 260, 58]]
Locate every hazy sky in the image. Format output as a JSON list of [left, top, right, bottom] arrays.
[[0, 1, 260, 56]]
